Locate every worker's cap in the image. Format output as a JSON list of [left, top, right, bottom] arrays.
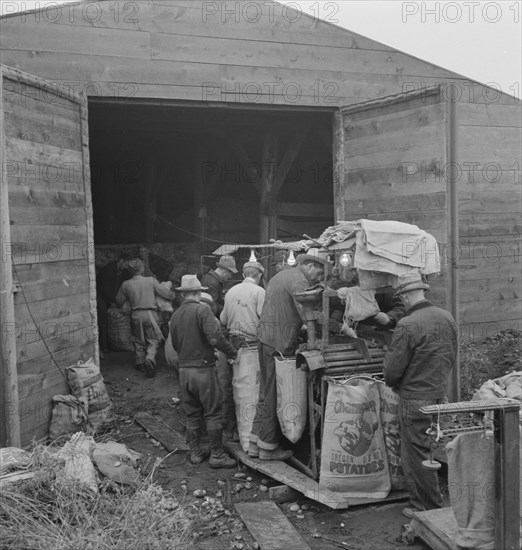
[[127, 258, 144, 275], [216, 255, 238, 274], [393, 274, 429, 297], [243, 261, 265, 275], [176, 274, 208, 292], [200, 292, 214, 305], [298, 248, 329, 267]]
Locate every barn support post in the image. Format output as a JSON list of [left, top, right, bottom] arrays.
[[0, 67, 21, 447], [446, 92, 460, 401], [194, 144, 208, 246], [259, 133, 278, 243]]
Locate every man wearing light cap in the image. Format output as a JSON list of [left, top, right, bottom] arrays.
[[250, 248, 327, 460], [219, 261, 266, 440], [201, 255, 238, 316], [383, 274, 458, 517], [115, 258, 175, 378]]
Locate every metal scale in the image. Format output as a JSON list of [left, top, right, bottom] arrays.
[[292, 284, 391, 479], [403, 399, 520, 550]]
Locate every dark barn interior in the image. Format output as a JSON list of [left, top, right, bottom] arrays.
[[88, 101, 335, 266]]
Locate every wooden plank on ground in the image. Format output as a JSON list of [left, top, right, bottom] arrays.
[[134, 412, 189, 452], [226, 442, 408, 509], [235, 501, 311, 550], [410, 508, 459, 550]]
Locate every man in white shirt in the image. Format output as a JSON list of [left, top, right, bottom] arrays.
[[218, 261, 266, 440]]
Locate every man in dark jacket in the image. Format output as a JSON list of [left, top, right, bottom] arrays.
[[383, 275, 458, 517], [249, 249, 327, 461], [170, 274, 238, 468], [200, 255, 238, 316]]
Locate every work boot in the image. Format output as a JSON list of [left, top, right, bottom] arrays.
[[259, 447, 293, 461], [144, 359, 155, 378], [186, 429, 210, 465], [208, 429, 237, 469], [248, 441, 259, 458]]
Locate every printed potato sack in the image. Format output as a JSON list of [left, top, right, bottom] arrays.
[[377, 381, 404, 490], [320, 377, 391, 499], [67, 358, 114, 432]]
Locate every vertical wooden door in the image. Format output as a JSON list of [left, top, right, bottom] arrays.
[[0, 65, 97, 445]]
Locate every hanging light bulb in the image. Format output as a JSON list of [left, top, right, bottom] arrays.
[[249, 248, 257, 262], [287, 250, 297, 266], [339, 253, 351, 267]]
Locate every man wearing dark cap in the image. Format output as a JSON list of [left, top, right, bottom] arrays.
[[249, 249, 327, 460], [170, 275, 238, 468], [115, 258, 175, 377], [201, 255, 238, 316], [383, 274, 458, 518], [219, 261, 266, 440]]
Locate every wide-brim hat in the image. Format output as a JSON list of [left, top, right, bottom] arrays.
[[298, 248, 328, 266], [394, 275, 429, 297], [243, 261, 265, 275], [216, 255, 238, 273], [176, 274, 208, 292]]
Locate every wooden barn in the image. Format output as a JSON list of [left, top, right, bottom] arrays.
[[0, 0, 521, 446]]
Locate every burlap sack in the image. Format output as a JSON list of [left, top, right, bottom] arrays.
[[67, 358, 114, 432], [107, 307, 134, 351], [232, 347, 260, 453], [49, 394, 89, 441], [377, 381, 404, 490], [320, 377, 391, 499], [275, 355, 307, 444]]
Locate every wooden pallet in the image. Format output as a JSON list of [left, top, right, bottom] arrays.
[[226, 442, 408, 510]]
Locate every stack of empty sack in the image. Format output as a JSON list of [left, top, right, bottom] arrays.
[[319, 376, 404, 499], [49, 358, 114, 441]]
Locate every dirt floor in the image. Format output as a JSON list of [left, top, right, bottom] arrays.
[[101, 349, 432, 550]]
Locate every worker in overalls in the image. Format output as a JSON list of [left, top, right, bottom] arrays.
[[115, 258, 175, 378]]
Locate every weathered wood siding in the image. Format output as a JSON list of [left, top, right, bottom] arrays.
[[0, 0, 520, 340], [456, 101, 522, 338], [2, 67, 96, 445], [339, 89, 449, 309], [0, 0, 515, 107]]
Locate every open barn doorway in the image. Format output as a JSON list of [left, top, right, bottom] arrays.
[[88, 100, 335, 259], [87, 99, 334, 361]]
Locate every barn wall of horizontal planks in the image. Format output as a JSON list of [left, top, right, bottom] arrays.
[[0, 65, 97, 446], [0, 0, 520, 442]]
